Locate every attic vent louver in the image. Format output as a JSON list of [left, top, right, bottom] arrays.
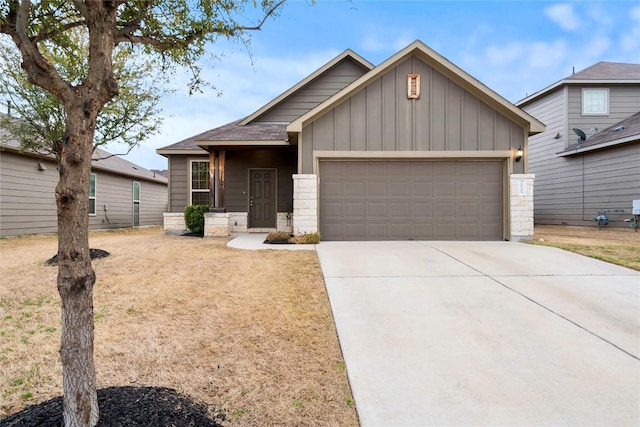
[[407, 74, 420, 99]]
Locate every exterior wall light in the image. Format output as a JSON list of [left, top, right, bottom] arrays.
[[515, 146, 523, 163]]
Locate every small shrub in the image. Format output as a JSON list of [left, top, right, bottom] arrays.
[[184, 205, 209, 234], [289, 232, 321, 244], [265, 231, 292, 242]]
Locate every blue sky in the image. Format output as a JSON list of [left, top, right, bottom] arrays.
[[108, 0, 640, 170]]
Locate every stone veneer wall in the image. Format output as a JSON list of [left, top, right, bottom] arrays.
[[204, 212, 230, 237], [292, 174, 318, 235], [163, 212, 188, 235], [509, 174, 535, 241]]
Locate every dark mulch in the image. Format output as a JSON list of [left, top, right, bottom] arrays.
[[1, 386, 224, 427], [263, 239, 292, 244], [182, 232, 204, 238], [45, 249, 111, 266]]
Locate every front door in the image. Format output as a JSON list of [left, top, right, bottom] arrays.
[[249, 169, 277, 228]]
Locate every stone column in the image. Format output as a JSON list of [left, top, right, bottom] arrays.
[[292, 174, 318, 235], [204, 212, 230, 237], [509, 174, 535, 241]]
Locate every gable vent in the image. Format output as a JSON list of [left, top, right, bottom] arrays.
[[407, 74, 420, 99]]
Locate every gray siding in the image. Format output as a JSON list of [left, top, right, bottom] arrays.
[[225, 148, 296, 212], [166, 148, 297, 213], [531, 143, 639, 226], [568, 85, 640, 138], [1, 150, 167, 236], [255, 58, 370, 123], [0, 151, 58, 235], [168, 155, 190, 212], [88, 172, 167, 229], [301, 56, 525, 173], [524, 85, 640, 227]]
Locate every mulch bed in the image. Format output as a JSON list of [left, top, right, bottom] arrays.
[[1, 386, 224, 426], [45, 249, 110, 266]]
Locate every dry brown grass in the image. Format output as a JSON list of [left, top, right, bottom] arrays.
[[531, 225, 640, 271], [0, 228, 358, 426]]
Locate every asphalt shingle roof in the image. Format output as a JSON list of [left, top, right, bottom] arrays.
[[567, 62, 640, 80], [564, 111, 640, 152], [0, 131, 167, 184], [157, 119, 287, 152]]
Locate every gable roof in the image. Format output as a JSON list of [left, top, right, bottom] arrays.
[[239, 49, 374, 125], [558, 111, 640, 156], [517, 61, 640, 107], [157, 50, 373, 154], [0, 128, 167, 184], [288, 40, 544, 135]]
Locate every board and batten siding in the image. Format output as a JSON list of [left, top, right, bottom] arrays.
[[1, 150, 168, 236], [568, 86, 640, 134], [300, 56, 525, 173], [254, 58, 370, 123]]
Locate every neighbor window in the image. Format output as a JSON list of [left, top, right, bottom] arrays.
[[190, 160, 210, 206], [89, 173, 96, 215], [582, 89, 608, 115]]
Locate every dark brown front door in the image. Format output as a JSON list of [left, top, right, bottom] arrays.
[[249, 169, 277, 228]]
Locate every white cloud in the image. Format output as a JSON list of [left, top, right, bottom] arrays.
[[528, 40, 568, 68], [544, 3, 581, 31], [620, 6, 640, 56], [485, 43, 524, 66]]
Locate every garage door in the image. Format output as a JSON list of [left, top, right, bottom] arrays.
[[319, 160, 504, 241]]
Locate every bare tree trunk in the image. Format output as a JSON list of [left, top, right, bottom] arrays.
[[56, 101, 99, 427]]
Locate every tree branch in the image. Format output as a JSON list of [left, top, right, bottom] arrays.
[[33, 20, 86, 43], [238, 0, 286, 31], [6, 0, 74, 103]]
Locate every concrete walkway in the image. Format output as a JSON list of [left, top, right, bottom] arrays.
[[226, 233, 316, 251], [317, 241, 640, 427]]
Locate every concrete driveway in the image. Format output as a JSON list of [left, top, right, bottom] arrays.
[[316, 241, 640, 427]]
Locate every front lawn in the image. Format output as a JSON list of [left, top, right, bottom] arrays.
[[0, 228, 357, 425]]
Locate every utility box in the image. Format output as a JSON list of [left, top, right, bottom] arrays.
[[633, 200, 640, 215]]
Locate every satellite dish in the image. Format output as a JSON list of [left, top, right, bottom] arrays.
[[572, 128, 587, 143]]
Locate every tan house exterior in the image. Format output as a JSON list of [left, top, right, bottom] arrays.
[[0, 133, 168, 237], [158, 40, 544, 241], [517, 62, 640, 228]]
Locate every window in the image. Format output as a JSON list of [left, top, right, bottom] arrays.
[[582, 89, 608, 115], [190, 160, 210, 206], [133, 182, 140, 227], [89, 173, 96, 215]]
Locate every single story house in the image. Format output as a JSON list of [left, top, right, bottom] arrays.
[[158, 40, 544, 241], [0, 128, 168, 236], [517, 61, 640, 228]]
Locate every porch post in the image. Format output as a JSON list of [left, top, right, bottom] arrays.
[[208, 150, 216, 209], [219, 149, 226, 210]]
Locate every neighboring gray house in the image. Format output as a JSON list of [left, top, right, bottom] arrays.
[[158, 40, 544, 241], [0, 132, 168, 236], [517, 62, 640, 228]]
